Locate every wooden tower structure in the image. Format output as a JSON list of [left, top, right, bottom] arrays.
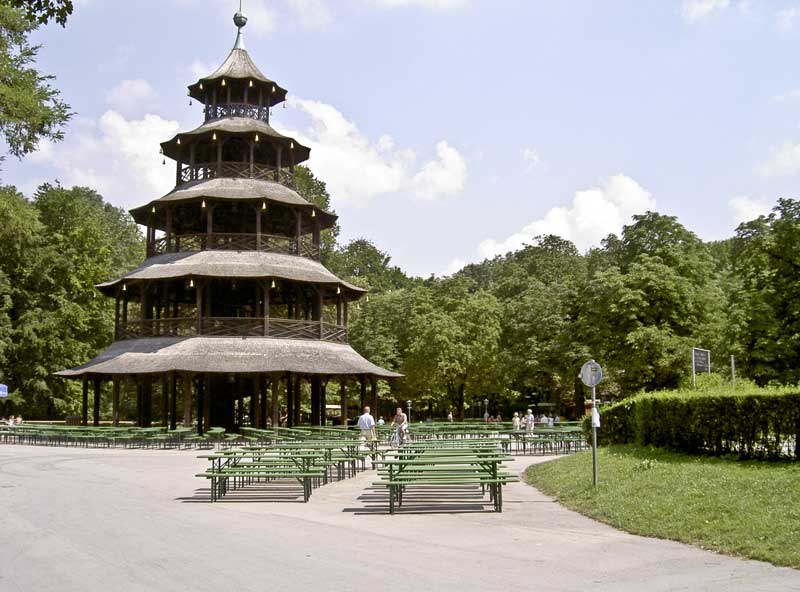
[[56, 10, 400, 433]]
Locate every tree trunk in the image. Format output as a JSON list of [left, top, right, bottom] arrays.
[[457, 383, 465, 421]]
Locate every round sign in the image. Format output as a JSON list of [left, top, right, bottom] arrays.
[[580, 360, 603, 387]]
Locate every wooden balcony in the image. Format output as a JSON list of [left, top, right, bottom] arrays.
[[152, 232, 319, 259], [179, 161, 295, 187], [204, 103, 269, 123], [116, 317, 348, 344]]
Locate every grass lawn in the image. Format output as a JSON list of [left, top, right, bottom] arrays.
[[525, 445, 800, 569]]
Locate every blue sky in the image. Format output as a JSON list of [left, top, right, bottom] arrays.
[[5, 0, 800, 276]]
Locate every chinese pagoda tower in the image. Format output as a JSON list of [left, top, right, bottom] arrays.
[[57, 10, 400, 433]]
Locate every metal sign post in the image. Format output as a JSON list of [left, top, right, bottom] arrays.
[[580, 360, 603, 487], [731, 355, 736, 390]]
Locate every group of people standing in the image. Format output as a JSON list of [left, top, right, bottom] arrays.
[[0, 415, 22, 427], [510, 410, 559, 431]]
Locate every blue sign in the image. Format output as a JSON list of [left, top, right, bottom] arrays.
[[0, 384, 7, 398]]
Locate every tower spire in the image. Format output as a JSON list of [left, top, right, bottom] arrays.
[[233, 2, 247, 50]]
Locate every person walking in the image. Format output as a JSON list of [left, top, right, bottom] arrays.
[[357, 406, 376, 442], [525, 409, 535, 434]]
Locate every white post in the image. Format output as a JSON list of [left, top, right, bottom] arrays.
[[731, 355, 736, 390], [692, 349, 697, 389]]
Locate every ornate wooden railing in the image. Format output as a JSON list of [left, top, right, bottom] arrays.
[[116, 317, 347, 343], [152, 232, 319, 259], [204, 103, 269, 123], [179, 161, 295, 188]]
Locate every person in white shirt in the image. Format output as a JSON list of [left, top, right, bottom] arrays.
[[377, 417, 385, 426], [357, 406, 376, 441], [525, 410, 535, 434]]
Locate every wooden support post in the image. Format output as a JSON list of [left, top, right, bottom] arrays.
[[286, 372, 294, 427], [293, 375, 301, 426], [81, 376, 89, 426], [170, 372, 177, 431], [295, 210, 302, 255], [340, 379, 348, 427], [165, 207, 173, 253], [251, 375, 259, 428], [114, 293, 121, 340], [92, 378, 101, 427], [161, 374, 169, 427], [359, 375, 367, 410], [255, 206, 261, 250], [183, 373, 193, 427], [320, 379, 327, 426], [203, 375, 211, 432], [135, 383, 142, 427], [263, 283, 270, 336], [216, 141, 222, 176], [143, 381, 153, 427], [269, 377, 278, 427], [337, 294, 342, 326], [196, 282, 203, 335], [344, 300, 349, 327], [112, 378, 120, 427], [196, 375, 204, 436], [310, 378, 318, 426], [371, 378, 378, 423], [260, 376, 268, 428]]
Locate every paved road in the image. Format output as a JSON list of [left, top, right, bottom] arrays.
[[0, 446, 797, 592]]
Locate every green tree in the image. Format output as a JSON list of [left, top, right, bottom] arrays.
[[327, 238, 412, 293], [293, 165, 339, 261], [0, 4, 71, 160], [0, 184, 143, 418]]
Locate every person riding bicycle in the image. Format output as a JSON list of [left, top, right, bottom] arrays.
[[392, 407, 409, 445]]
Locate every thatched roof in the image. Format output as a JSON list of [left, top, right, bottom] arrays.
[[161, 118, 309, 162], [54, 337, 402, 379], [96, 251, 366, 297], [128, 178, 337, 231], [187, 47, 287, 106]]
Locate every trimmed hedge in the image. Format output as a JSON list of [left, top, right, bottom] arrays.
[[584, 390, 800, 460]]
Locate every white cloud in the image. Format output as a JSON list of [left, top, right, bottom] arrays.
[[757, 142, 800, 176], [477, 174, 655, 258], [30, 111, 180, 210], [680, 0, 729, 22], [369, 0, 469, 8], [729, 196, 772, 224], [770, 88, 800, 103], [285, 0, 333, 28], [411, 141, 468, 200], [776, 7, 800, 31], [441, 258, 466, 276], [522, 147, 542, 174], [187, 60, 217, 80], [284, 97, 468, 205], [105, 79, 158, 117]]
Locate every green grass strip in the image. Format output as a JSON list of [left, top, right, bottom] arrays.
[[525, 445, 800, 569]]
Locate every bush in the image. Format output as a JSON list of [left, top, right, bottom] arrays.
[[584, 387, 800, 460]]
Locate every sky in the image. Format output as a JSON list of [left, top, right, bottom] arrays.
[[5, 0, 800, 277]]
